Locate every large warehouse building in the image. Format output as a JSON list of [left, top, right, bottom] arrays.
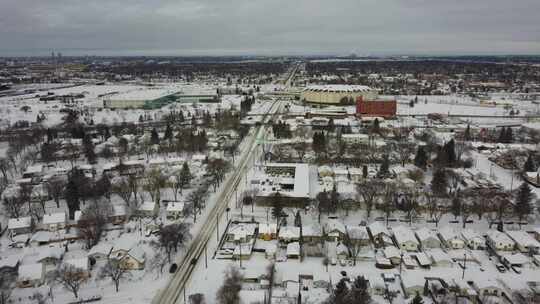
[[300, 85, 377, 106], [104, 89, 219, 109]]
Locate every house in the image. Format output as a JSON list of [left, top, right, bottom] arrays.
[[286, 242, 300, 259], [324, 219, 346, 242], [392, 225, 419, 251], [17, 263, 45, 288], [265, 242, 278, 259], [258, 223, 277, 240], [368, 222, 393, 247], [22, 164, 44, 179], [427, 248, 452, 267], [438, 227, 465, 249], [279, 226, 300, 243], [500, 252, 530, 268], [109, 204, 127, 224], [227, 223, 257, 243], [414, 252, 432, 267], [42, 212, 67, 231], [166, 202, 185, 220], [506, 230, 540, 254], [63, 258, 91, 279], [383, 246, 402, 265], [88, 242, 114, 261], [346, 226, 370, 246], [486, 230, 514, 251], [37, 247, 64, 266], [461, 229, 486, 250], [302, 224, 323, 245], [415, 227, 441, 249], [233, 243, 252, 260], [135, 201, 159, 218], [258, 223, 277, 241], [7, 217, 32, 236], [474, 278, 505, 298], [401, 272, 425, 298], [112, 247, 146, 270], [0, 256, 20, 276]]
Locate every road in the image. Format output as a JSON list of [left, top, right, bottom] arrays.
[[152, 100, 281, 304]]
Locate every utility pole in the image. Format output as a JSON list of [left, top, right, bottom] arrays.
[[205, 244, 208, 269], [462, 253, 466, 279], [399, 252, 404, 275], [216, 215, 220, 243]]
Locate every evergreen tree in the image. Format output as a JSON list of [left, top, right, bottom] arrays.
[[523, 154, 536, 172], [150, 128, 160, 145], [444, 139, 456, 166], [515, 182, 534, 224], [164, 124, 173, 141], [431, 169, 448, 197], [271, 193, 283, 227], [362, 165, 368, 179], [372, 118, 380, 133], [332, 278, 349, 304], [377, 154, 390, 178], [347, 276, 371, 304], [506, 127, 513, 143], [498, 127, 506, 143], [330, 184, 339, 213], [410, 292, 424, 304], [414, 146, 428, 169]]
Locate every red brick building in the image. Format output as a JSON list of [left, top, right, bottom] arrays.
[[356, 96, 397, 118]]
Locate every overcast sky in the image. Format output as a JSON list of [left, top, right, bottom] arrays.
[[1, 0, 539, 56]]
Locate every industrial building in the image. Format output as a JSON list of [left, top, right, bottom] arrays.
[[253, 163, 310, 207], [103, 89, 220, 109], [300, 85, 377, 106], [356, 96, 397, 118]]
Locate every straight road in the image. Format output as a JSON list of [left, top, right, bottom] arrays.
[[153, 100, 281, 304]]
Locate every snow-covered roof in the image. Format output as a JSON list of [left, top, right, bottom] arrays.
[[37, 247, 64, 262], [286, 242, 300, 256], [24, 164, 43, 174], [324, 219, 346, 235], [392, 225, 419, 245], [427, 248, 452, 263], [486, 230, 514, 245], [138, 201, 156, 211], [0, 255, 20, 268], [166, 202, 185, 212], [108, 88, 180, 101], [460, 228, 484, 243], [415, 227, 439, 242], [303, 85, 372, 93], [42, 212, 66, 225], [279, 226, 300, 240], [228, 223, 257, 240], [127, 247, 146, 262], [18, 263, 43, 281], [438, 226, 462, 242], [89, 242, 114, 256], [501, 252, 529, 265], [8, 217, 32, 230], [384, 246, 401, 259], [346, 226, 369, 240], [505, 230, 540, 249], [302, 224, 322, 237], [258, 223, 277, 234], [64, 258, 89, 271], [368, 221, 389, 237]]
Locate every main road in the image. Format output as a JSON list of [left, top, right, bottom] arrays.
[[152, 100, 281, 304]]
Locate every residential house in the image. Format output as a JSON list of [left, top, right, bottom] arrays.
[[42, 212, 67, 231], [279, 226, 300, 243], [415, 227, 441, 249], [500, 253, 530, 268], [0, 256, 20, 276], [17, 263, 44, 288], [438, 227, 465, 249], [227, 223, 257, 243], [37, 247, 64, 266], [427, 248, 453, 267], [324, 219, 346, 242], [112, 247, 146, 270], [166, 202, 185, 220], [368, 222, 393, 247], [474, 278, 506, 298], [7, 217, 32, 236], [506, 230, 540, 254], [135, 201, 159, 218], [401, 272, 425, 298], [258, 223, 277, 240], [109, 204, 127, 224], [346, 226, 370, 246], [286, 242, 300, 259], [301, 224, 323, 244], [461, 229, 486, 250], [486, 230, 514, 251], [392, 225, 419, 252], [88, 242, 114, 261], [63, 258, 91, 279], [383, 246, 402, 265]]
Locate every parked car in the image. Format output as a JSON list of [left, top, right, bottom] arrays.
[[496, 264, 506, 273]]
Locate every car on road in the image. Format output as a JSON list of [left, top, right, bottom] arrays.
[[496, 264, 506, 273]]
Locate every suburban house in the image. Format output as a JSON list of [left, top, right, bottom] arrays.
[[42, 212, 67, 231], [473, 278, 506, 298], [258, 223, 277, 240], [36, 247, 64, 266], [505, 230, 540, 254], [227, 223, 257, 243], [383, 246, 403, 265], [415, 227, 441, 249], [301, 224, 323, 244], [486, 230, 515, 251], [286, 242, 300, 259], [401, 272, 425, 298], [368, 222, 393, 247], [109, 204, 127, 224], [346, 226, 370, 246], [324, 219, 346, 242], [166, 201, 185, 220], [135, 201, 159, 218], [438, 227, 465, 249], [500, 252, 530, 268], [63, 258, 91, 279], [7, 217, 33, 236], [427, 248, 453, 267], [17, 263, 45, 288], [112, 247, 146, 270], [392, 225, 420, 251], [460, 229, 486, 250], [88, 242, 114, 261], [279, 226, 301, 243], [0, 255, 20, 276]]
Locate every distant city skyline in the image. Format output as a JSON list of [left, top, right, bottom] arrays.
[[1, 0, 539, 57]]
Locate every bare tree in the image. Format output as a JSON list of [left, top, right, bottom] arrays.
[[148, 249, 168, 278], [186, 185, 209, 223], [343, 227, 366, 266], [54, 265, 86, 299], [0, 273, 14, 304], [144, 168, 167, 203], [78, 198, 111, 249], [158, 223, 192, 262], [112, 176, 132, 206], [47, 177, 66, 208], [3, 195, 26, 218], [216, 265, 243, 304], [380, 184, 396, 226], [99, 258, 131, 292], [356, 180, 383, 219], [396, 141, 415, 167]]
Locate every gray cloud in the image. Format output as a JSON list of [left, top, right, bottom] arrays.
[[1, 0, 539, 56]]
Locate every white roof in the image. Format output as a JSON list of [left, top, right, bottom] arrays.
[[302, 224, 323, 237], [18, 263, 43, 281], [392, 225, 419, 245], [64, 258, 88, 271], [460, 228, 484, 243], [109, 88, 180, 101], [37, 247, 64, 262], [427, 248, 452, 263], [486, 230, 514, 245], [0, 255, 20, 268], [506, 230, 540, 248], [368, 221, 389, 237], [42, 212, 66, 225], [304, 85, 372, 93], [384, 246, 401, 258], [346, 226, 369, 240], [138, 201, 156, 211], [279, 226, 300, 239], [415, 227, 439, 242], [8, 217, 32, 230], [286, 242, 300, 255], [325, 219, 346, 235], [89, 242, 114, 256], [166, 202, 185, 212], [259, 223, 277, 234], [24, 164, 43, 174], [501, 252, 529, 265], [438, 226, 462, 242], [228, 223, 257, 239]]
